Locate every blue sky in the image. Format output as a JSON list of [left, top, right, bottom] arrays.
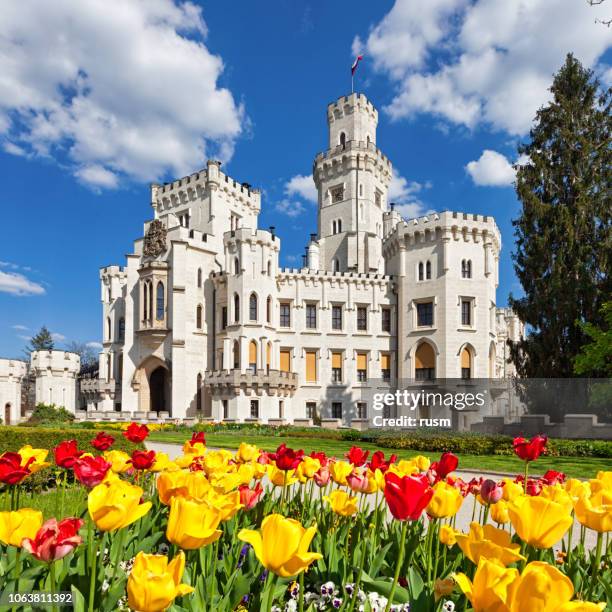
[[1, 0, 610, 358]]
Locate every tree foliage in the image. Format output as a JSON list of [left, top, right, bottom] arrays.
[[25, 325, 54, 354], [574, 301, 612, 377]]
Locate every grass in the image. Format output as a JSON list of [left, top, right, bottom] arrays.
[[148, 430, 609, 479], [1, 486, 86, 520]]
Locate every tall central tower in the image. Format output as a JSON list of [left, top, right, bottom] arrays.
[[313, 93, 392, 273]]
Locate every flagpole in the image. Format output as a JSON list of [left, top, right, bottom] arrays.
[[351, 73, 354, 94]]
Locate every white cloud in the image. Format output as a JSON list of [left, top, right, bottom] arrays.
[[388, 169, 434, 218], [466, 150, 516, 186], [12, 324, 29, 331], [358, 0, 612, 135], [274, 199, 306, 218], [0, 270, 45, 296], [285, 174, 318, 204], [0, 0, 243, 188], [86, 341, 103, 350], [51, 332, 66, 342]]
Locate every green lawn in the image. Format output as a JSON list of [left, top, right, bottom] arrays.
[[3, 487, 86, 520], [148, 431, 609, 479]]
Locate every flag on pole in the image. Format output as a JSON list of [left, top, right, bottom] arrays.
[[351, 55, 363, 76]]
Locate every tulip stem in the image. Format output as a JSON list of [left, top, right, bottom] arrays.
[[298, 571, 304, 612], [586, 532, 603, 601], [384, 520, 408, 612], [110, 528, 126, 587], [49, 561, 58, 612], [88, 537, 99, 612], [523, 461, 529, 494]]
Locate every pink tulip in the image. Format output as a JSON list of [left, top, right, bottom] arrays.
[[314, 466, 330, 487], [22, 518, 84, 562], [480, 479, 503, 504]]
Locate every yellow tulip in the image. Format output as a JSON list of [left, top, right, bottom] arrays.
[[574, 496, 612, 533], [181, 440, 206, 456], [323, 490, 358, 516], [590, 471, 612, 494], [235, 442, 259, 463], [252, 461, 268, 480], [558, 604, 606, 611], [329, 460, 353, 486], [157, 471, 189, 506], [0, 509, 43, 547], [502, 478, 524, 502], [184, 471, 212, 501], [88, 479, 152, 531], [508, 495, 573, 548], [394, 460, 419, 476], [439, 525, 457, 546], [454, 558, 518, 611], [296, 457, 321, 483], [427, 481, 463, 518], [205, 489, 242, 521], [238, 514, 322, 578], [103, 450, 131, 473], [539, 485, 573, 513], [490, 499, 510, 525], [174, 454, 198, 469], [210, 471, 243, 494], [565, 478, 591, 500], [455, 522, 525, 566], [267, 464, 297, 487], [414, 455, 431, 471], [203, 450, 233, 476], [149, 452, 178, 473], [166, 497, 222, 550], [237, 463, 256, 485], [18, 446, 50, 474], [127, 551, 194, 612]]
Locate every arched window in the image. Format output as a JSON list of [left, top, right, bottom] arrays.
[[266, 342, 272, 372], [197, 268, 202, 288], [106, 288, 111, 303], [156, 282, 165, 320], [143, 283, 148, 321], [148, 282, 153, 320], [266, 296, 272, 323], [366, 134, 371, 146], [234, 294, 240, 323], [332, 259, 339, 273], [234, 258, 240, 275], [418, 262, 424, 281], [461, 347, 472, 379], [118, 317, 125, 341], [426, 261, 432, 280], [267, 260, 272, 276], [106, 354, 112, 383], [359, 184, 363, 197], [196, 304, 203, 329], [249, 293, 258, 321], [332, 220, 337, 235], [196, 373, 202, 410], [339, 132, 346, 146], [415, 342, 435, 380], [462, 259, 472, 279], [337, 219, 342, 233], [117, 353, 123, 381], [233, 341, 240, 369], [249, 340, 257, 373], [106, 317, 112, 341], [489, 343, 496, 378]]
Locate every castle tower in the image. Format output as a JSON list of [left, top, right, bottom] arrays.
[[31, 350, 80, 413], [313, 93, 392, 274], [0, 359, 28, 425]]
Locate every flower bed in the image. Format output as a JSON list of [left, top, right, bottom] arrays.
[[0, 427, 610, 611]]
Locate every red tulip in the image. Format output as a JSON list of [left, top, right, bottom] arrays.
[[22, 517, 84, 562], [73, 456, 111, 488], [239, 482, 263, 510], [368, 450, 398, 473], [346, 446, 370, 467], [314, 466, 330, 487], [468, 476, 484, 496], [123, 422, 150, 443], [309, 451, 329, 467], [91, 431, 115, 451], [274, 444, 304, 471], [54, 440, 84, 469], [187, 431, 206, 447], [542, 470, 566, 486], [429, 452, 459, 481], [0, 452, 33, 485], [128, 450, 156, 470], [447, 475, 469, 497], [384, 472, 433, 521], [513, 435, 547, 462], [480, 479, 503, 504]]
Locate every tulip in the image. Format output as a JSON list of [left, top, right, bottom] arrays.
[[129, 450, 156, 470], [73, 456, 111, 488], [211, 471, 243, 494], [166, 497, 223, 549], [313, 466, 330, 487], [156, 471, 189, 505], [454, 558, 518, 611], [508, 495, 572, 548], [347, 469, 376, 494], [0, 509, 43, 547], [455, 522, 525, 566], [329, 460, 353, 486], [346, 446, 369, 467], [490, 500, 511, 525], [202, 450, 233, 476], [309, 451, 329, 467], [238, 514, 322, 577], [88, 479, 152, 531], [54, 440, 84, 469], [149, 452, 178, 473], [0, 451, 33, 485], [268, 465, 297, 487], [539, 485, 573, 513], [513, 435, 547, 461], [127, 551, 194, 612], [502, 477, 524, 501], [323, 490, 358, 516], [296, 456, 321, 483], [236, 462, 256, 485], [205, 489, 242, 521], [239, 483, 264, 510], [383, 472, 433, 521], [236, 442, 259, 463], [274, 444, 304, 471], [22, 517, 84, 562], [123, 422, 150, 443], [429, 452, 459, 480], [91, 432, 115, 451], [181, 440, 207, 458], [480, 479, 503, 505], [439, 525, 457, 546], [434, 578, 455, 602], [367, 450, 397, 473], [187, 431, 206, 447], [17, 446, 50, 474], [427, 481, 463, 518], [393, 459, 420, 477], [542, 470, 566, 486], [574, 495, 612, 533]]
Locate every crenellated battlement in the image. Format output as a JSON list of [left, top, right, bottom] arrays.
[[30, 350, 80, 374], [0, 359, 28, 380], [314, 139, 392, 169], [223, 227, 280, 250], [327, 93, 378, 124]]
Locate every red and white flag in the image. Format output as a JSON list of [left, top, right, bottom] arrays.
[[351, 55, 363, 75]]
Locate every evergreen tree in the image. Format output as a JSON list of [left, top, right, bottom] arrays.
[[509, 54, 611, 379], [25, 325, 55, 354]]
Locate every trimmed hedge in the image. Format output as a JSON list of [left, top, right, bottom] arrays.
[[0, 426, 144, 491]]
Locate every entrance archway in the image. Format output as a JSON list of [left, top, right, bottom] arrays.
[[4, 403, 10, 425], [150, 367, 167, 412]]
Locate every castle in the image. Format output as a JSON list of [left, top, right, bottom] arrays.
[[0, 93, 522, 426]]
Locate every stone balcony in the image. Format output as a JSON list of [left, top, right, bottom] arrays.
[[204, 369, 298, 395]]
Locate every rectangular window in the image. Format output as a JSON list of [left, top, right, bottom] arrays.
[[381, 353, 391, 381], [357, 402, 367, 419], [461, 300, 472, 326], [306, 304, 317, 329], [331, 352, 343, 383], [222, 399, 229, 419], [114, 403, 122, 412], [332, 305, 343, 330], [279, 302, 291, 328], [221, 307, 227, 329], [279, 400, 284, 419], [415, 368, 435, 381], [357, 352, 368, 382], [306, 401, 317, 419], [250, 400, 259, 419], [381, 307, 391, 332], [357, 306, 367, 331], [375, 191, 382, 207], [305, 350, 317, 382], [280, 349, 291, 373], [417, 302, 434, 327], [332, 402, 343, 419]]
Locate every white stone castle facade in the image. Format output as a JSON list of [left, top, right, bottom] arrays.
[[71, 92, 522, 425]]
